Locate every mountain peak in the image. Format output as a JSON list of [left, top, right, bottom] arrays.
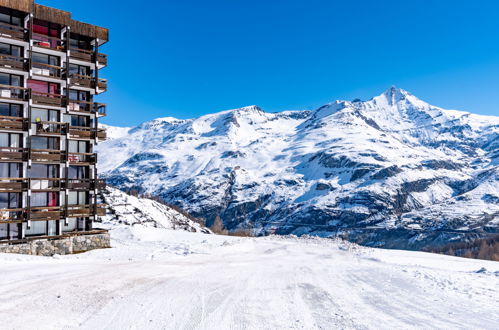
[[370, 86, 428, 108]]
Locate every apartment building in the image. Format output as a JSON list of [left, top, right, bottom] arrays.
[[0, 0, 108, 242]]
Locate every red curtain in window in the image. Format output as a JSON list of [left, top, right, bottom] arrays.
[[48, 192, 57, 207], [28, 80, 59, 95]]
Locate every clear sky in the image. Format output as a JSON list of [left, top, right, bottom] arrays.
[[41, 0, 499, 126]]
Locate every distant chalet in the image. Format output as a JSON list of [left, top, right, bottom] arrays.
[[0, 0, 109, 246]]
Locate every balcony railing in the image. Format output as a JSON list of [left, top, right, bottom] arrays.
[[32, 62, 65, 79], [69, 73, 93, 88], [30, 149, 65, 163], [0, 147, 27, 162], [0, 116, 28, 131], [28, 206, 62, 221], [32, 33, 65, 52], [96, 53, 107, 66], [68, 99, 92, 113], [31, 91, 65, 107], [65, 204, 107, 218], [94, 103, 106, 117], [0, 54, 28, 71], [35, 121, 68, 135], [0, 85, 28, 101], [0, 208, 24, 222], [29, 178, 63, 191], [68, 152, 96, 165], [68, 126, 94, 139], [0, 178, 27, 192], [69, 47, 93, 62], [0, 22, 27, 41], [96, 78, 107, 91]]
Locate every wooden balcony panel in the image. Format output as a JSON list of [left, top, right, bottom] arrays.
[[95, 179, 106, 190], [68, 100, 92, 114], [0, 55, 28, 71], [0, 178, 27, 192], [96, 78, 107, 91], [0, 85, 28, 101], [0, 147, 27, 162], [32, 62, 65, 79], [68, 152, 96, 165], [31, 91, 65, 107], [28, 206, 62, 221], [0, 23, 27, 41], [30, 149, 65, 163], [96, 53, 107, 66], [36, 121, 68, 135], [66, 178, 92, 190], [94, 103, 106, 117], [69, 48, 93, 62], [69, 126, 94, 139], [96, 204, 106, 216], [0, 208, 25, 222], [70, 74, 93, 88], [0, 116, 28, 131], [66, 204, 92, 218], [96, 128, 107, 140]]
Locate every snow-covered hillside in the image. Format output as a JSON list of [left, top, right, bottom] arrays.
[[0, 227, 497, 329], [96, 87, 499, 249], [99, 186, 211, 233]]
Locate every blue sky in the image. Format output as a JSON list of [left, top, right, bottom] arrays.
[[41, 0, 499, 126]]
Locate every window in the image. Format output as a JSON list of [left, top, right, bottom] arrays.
[[0, 133, 21, 148], [31, 108, 59, 123], [0, 73, 22, 86], [63, 114, 92, 127], [0, 192, 20, 208], [0, 42, 22, 57], [68, 191, 88, 205], [32, 19, 60, 37], [27, 80, 59, 94], [69, 34, 93, 50], [68, 166, 89, 179], [31, 192, 58, 207], [69, 64, 91, 76], [0, 103, 22, 117], [31, 136, 59, 150], [0, 8, 23, 27], [69, 89, 89, 102], [0, 163, 20, 178], [32, 52, 59, 66], [0, 223, 20, 240], [28, 164, 59, 178], [68, 140, 89, 153]]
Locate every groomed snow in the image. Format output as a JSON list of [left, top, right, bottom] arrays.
[[0, 226, 497, 329]]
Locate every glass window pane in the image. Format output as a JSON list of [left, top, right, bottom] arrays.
[[0, 103, 9, 116], [31, 192, 47, 207], [32, 53, 48, 64], [0, 163, 7, 177], [31, 136, 47, 149], [48, 110, 58, 122], [10, 75, 20, 87], [10, 104, 21, 117], [9, 134, 19, 148], [0, 73, 9, 85], [29, 164, 47, 178], [0, 133, 8, 147], [10, 45, 21, 58], [32, 108, 48, 122], [0, 43, 9, 55], [68, 140, 78, 153], [9, 163, 19, 177]]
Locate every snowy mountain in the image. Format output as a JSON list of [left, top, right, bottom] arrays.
[[99, 186, 211, 234], [96, 87, 499, 250]]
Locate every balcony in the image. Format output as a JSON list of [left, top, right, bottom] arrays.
[[29, 178, 63, 191], [0, 147, 27, 162], [0, 85, 28, 101], [66, 178, 92, 190], [68, 126, 94, 139], [31, 91, 65, 107], [0, 208, 24, 223], [94, 103, 106, 117], [0, 116, 28, 131], [32, 62, 65, 79], [30, 149, 65, 163], [96, 78, 107, 93], [32, 33, 65, 52], [96, 128, 107, 140], [0, 54, 28, 71], [0, 178, 27, 192], [69, 74, 93, 88], [28, 206, 62, 221], [68, 100, 93, 114], [36, 121, 68, 135], [96, 53, 107, 66], [68, 152, 96, 165], [0, 22, 27, 41], [69, 47, 93, 62]]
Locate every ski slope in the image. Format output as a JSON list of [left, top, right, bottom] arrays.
[[0, 226, 497, 330]]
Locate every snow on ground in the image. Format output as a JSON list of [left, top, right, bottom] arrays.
[[0, 226, 497, 330]]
